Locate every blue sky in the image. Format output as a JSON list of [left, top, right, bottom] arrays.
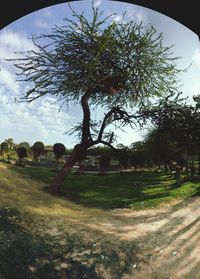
[[0, 0, 200, 148]]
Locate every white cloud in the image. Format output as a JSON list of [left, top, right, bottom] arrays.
[[126, 7, 136, 18], [0, 83, 77, 145], [0, 29, 34, 53], [126, 7, 147, 23], [106, 7, 147, 25], [0, 29, 38, 96], [136, 11, 145, 22], [0, 28, 79, 146], [94, 0, 102, 8], [191, 81, 200, 95], [112, 14, 123, 23], [0, 68, 19, 93], [1, 94, 9, 106], [0, 29, 37, 77], [192, 49, 200, 68], [34, 19, 51, 29], [106, 11, 123, 23]]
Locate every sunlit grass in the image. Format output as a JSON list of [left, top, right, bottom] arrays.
[[5, 163, 200, 211]]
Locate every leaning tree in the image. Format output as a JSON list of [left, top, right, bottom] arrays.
[[12, 3, 184, 195]]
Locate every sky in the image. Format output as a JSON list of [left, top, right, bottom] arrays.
[[0, 0, 200, 148]]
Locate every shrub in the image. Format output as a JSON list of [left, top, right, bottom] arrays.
[[53, 143, 66, 161], [0, 142, 9, 160], [1, 142, 9, 152], [16, 147, 28, 165], [31, 141, 44, 162]]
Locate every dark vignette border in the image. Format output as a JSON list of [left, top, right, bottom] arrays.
[[0, 0, 199, 39]]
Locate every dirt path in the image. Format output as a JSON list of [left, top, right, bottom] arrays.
[[66, 197, 200, 279], [111, 197, 200, 279]]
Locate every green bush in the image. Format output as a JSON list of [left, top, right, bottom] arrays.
[[53, 143, 66, 161]]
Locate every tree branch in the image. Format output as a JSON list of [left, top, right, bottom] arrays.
[[91, 139, 119, 154], [97, 108, 115, 141], [81, 92, 92, 145]]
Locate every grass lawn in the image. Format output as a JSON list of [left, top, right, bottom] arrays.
[[0, 162, 200, 279], [10, 164, 200, 209]]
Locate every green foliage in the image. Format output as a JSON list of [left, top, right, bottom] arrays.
[[146, 92, 200, 170], [53, 143, 66, 161], [31, 141, 45, 162], [16, 146, 28, 161], [1, 142, 9, 152], [17, 142, 31, 158], [4, 138, 15, 150], [18, 141, 30, 150], [6, 150, 18, 161], [87, 146, 114, 157], [144, 127, 177, 166], [15, 7, 182, 107]]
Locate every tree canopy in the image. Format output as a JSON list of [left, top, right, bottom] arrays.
[[53, 143, 66, 161], [14, 4, 183, 124], [11, 3, 185, 194]]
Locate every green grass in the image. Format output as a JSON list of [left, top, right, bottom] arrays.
[[1, 162, 200, 279], [10, 165, 200, 209]]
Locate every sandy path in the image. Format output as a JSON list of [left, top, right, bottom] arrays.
[[112, 197, 200, 279], [68, 197, 200, 278]]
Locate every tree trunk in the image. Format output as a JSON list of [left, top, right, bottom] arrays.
[[49, 143, 87, 195], [164, 163, 168, 173]]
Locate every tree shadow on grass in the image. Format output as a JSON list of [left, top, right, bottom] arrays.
[[0, 206, 139, 279], [59, 171, 172, 210], [10, 166, 176, 210], [0, 207, 103, 279]]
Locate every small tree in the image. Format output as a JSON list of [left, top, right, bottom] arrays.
[[16, 146, 28, 166], [18, 142, 31, 157], [5, 138, 14, 150], [0, 142, 9, 160], [31, 141, 44, 163], [18, 141, 30, 149], [12, 3, 184, 195], [144, 127, 177, 170], [53, 143, 66, 161]]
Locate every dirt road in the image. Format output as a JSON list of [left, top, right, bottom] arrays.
[[70, 197, 200, 279]]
